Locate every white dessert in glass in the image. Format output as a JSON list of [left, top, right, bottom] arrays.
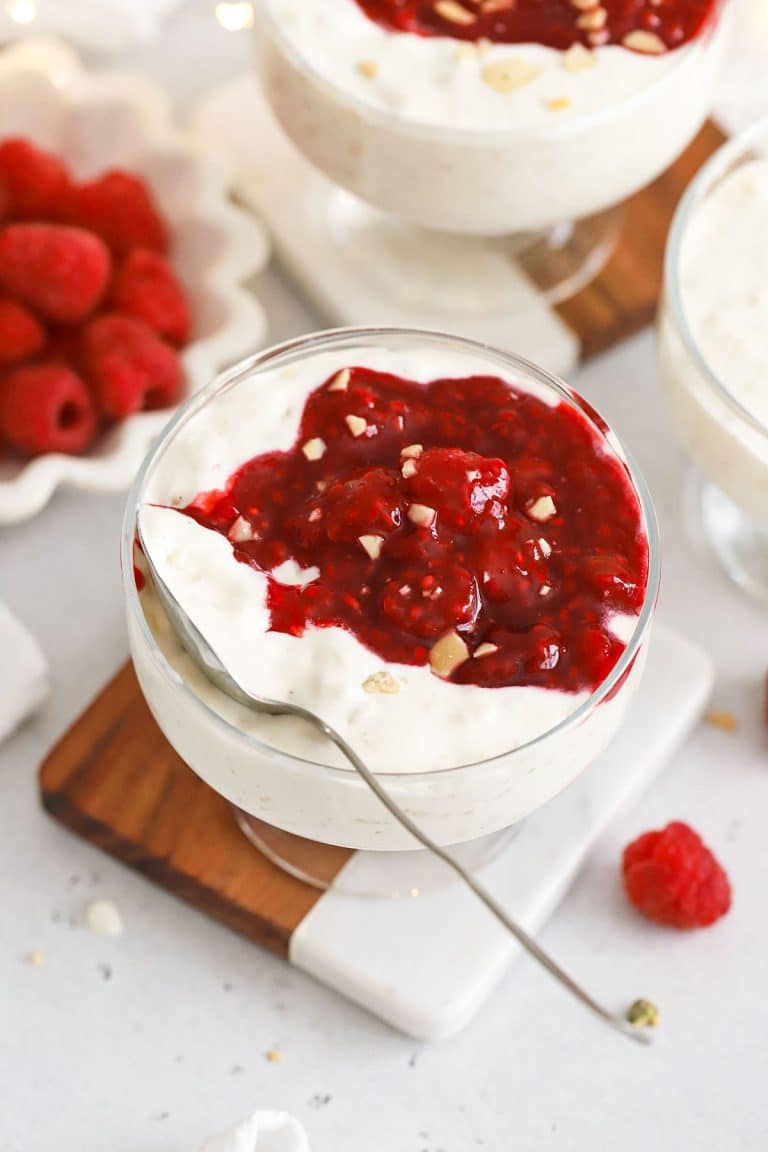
[[252, 0, 730, 328], [257, 0, 728, 237], [123, 329, 658, 890], [658, 117, 768, 599]]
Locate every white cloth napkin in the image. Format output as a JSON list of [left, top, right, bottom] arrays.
[[0, 600, 48, 744], [0, 0, 184, 52], [195, 1112, 311, 1152]]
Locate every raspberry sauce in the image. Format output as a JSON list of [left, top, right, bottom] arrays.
[[351, 0, 719, 53], [183, 367, 648, 692]]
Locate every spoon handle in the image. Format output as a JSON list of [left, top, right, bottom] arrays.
[[309, 710, 650, 1047]]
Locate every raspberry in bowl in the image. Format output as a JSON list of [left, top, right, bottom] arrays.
[[123, 328, 658, 886]]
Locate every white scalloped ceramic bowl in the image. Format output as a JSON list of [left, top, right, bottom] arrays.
[[0, 39, 270, 525]]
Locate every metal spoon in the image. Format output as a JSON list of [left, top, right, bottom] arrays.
[[140, 536, 651, 1046]]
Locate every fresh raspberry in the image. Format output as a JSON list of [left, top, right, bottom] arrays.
[[406, 447, 510, 531], [322, 467, 404, 542], [0, 296, 46, 365], [0, 223, 110, 324], [381, 564, 479, 638], [0, 138, 70, 220], [81, 313, 183, 419], [622, 821, 731, 930], [68, 170, 168, 256], [110, 249, 190, 344], [478, 530, 550, 607], [0, 361, 97, 456]]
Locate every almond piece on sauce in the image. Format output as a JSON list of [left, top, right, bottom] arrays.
[[430, 631, 471, 678]]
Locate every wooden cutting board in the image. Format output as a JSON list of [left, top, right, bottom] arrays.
[[39, 121, 725, 961]]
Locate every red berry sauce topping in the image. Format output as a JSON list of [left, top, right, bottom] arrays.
[[352, 0, 719, 54], [182, 366, 648, 692]]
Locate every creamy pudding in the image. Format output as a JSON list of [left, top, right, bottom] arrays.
[[125, 329, 657, 849], [660, 154, 768, 527], [256, 0, 728, 233], [658, 118, 768, 597]]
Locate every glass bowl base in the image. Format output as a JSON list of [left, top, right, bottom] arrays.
[[327, 189, 624, 313], [689, 471, 768, 601], [231, 807, 521, 899]]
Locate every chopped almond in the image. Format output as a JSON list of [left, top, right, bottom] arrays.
[[434, 0, 477, 25], [228, 515, 255, 543], [576, 6, 607, 29], [474, 642, 499, 658], [482, 56, 541, 93], [362, 670, 400, 694], [705, 710, 738, 733], [407, 503, 437, 528], [527, 495, 557, 522], [328, 368, 351, 392], [345, 414, 367, 438], [562, 42, 596, 72], [302, 437, 327, 461], [430, 631, 470, 678], [359, 534, 384, 560], [622, 29, 666, 53]]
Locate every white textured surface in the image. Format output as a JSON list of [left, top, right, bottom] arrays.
[[290, 625, 712, 1041], [5, 325, 768, 1151], [1, 6, 768, 1151]]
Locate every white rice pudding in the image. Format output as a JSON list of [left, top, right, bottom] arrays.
[[256, 0, 729, 233], [129, 338, 653, 849], [659, 160, 768, 526]]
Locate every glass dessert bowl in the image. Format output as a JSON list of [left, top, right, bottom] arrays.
[[254, 0, 729, 308], [658, 117, 768, 600], [122, 327, 659, 894]]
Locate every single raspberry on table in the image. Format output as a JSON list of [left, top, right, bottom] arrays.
[[0, 138, 70, 220], [0, 223, 110, 324], [622, 821, 731, 930], [0, 296, 46, 365], [110, 249, 190, 344], [66, 169, 168, 256], [0, 361, 97, 456], [81, 312, 183, 419]]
